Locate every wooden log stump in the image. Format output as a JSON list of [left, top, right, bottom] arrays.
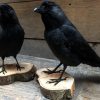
[[0, 63, 36, 85], [36, 68, 75, 100]]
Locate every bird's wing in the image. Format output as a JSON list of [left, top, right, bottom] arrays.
[[60, 25, 100, 64], [45, 29, 81, 65]]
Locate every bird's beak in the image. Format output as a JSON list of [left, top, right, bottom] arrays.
[[34, 7, 41, 13], [34, 6, 45, 14], [34, 7, 38, 12]]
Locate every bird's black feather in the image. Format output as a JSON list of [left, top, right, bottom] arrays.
[[0, 4, 25, 73], [34, 1, 100, 84]]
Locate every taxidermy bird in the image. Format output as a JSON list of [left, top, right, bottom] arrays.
[[0, 4, 25, 74], [34, 1, 100, 85]]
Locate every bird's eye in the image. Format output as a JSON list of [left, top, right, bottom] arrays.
[[42, 5, 49, 9], [45, 6, 49, 9]]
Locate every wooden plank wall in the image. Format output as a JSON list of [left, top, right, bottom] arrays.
[[0, 0, 100, 58]]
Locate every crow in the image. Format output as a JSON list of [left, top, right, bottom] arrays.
[[0, 4, 25, 74], [34, 1, 100, 85]]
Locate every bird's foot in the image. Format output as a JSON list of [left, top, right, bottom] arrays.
[[47, 77, 67, 85], [16, 64, 24, 71], [43, 68, 63, 74], [0, 67, 7, 74]]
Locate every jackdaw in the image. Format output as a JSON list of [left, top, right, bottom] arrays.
[[34, 1, 100, 85], [0, 4, 25, 74]]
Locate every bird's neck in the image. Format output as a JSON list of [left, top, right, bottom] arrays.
[[41, 14, 66, 31]]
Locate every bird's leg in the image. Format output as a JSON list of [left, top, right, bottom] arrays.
[[0, 57, 7, 74], [47, 65, 67, 85], [14, 56, 24, 71], [43, 62, 62, 74]]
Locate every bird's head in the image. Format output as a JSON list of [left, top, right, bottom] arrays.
[[34, 1, 66, 30], [34, 1, 58, 13], [0, 4, 18, 24]]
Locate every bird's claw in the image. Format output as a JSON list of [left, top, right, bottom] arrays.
[[43, 68, 54, 74], [43, 68, 63, 74], [56, 70, 63, 73], [47, 77, 67, 85], [47, 79, 61, 85], [16, 64, 24, 71], [0, 68, 7, 74]]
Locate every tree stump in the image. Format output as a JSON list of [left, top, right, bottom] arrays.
[[36, 68, 75, 100], [0, 63, 36, 85]]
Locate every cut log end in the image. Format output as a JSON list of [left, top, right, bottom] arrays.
[[36, 68, 75, 100], [0, 63, 36, 85]]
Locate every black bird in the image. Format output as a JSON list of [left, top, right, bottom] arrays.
[[34, 1, 100, 85], [0, 4, 25, 74]]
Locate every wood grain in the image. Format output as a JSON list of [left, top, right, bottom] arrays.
[[0, 0, 100, 42], [0, 0, 39, 3], [47, 0, 100, 42], [0, 55, 99, 99], [0, 63, 36, 85], [9, 1, 44, 39], [36, 68, 75, 99]]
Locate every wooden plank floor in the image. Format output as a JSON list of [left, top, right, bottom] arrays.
[[20, 40, 100, 59], [0, 55, 100, 100]]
